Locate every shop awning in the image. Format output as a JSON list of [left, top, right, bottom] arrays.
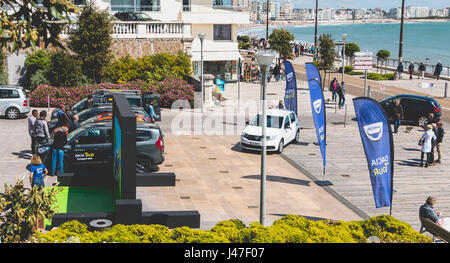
[[191, 51, 243, 62]]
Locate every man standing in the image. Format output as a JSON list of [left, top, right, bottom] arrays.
[[434, 61, 443, 80], [28, 110, 38, 154], [337, 81, 345, 109], [397, 62, 404, 79], [435, 122, 444, 164], [418, 62, 426, 79], [408, 62, 414, 80], [392, 100, 403, 134]]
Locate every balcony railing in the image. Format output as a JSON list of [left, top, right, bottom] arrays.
[[60, 21, 191, 39]]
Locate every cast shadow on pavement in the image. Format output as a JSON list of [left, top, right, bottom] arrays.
[[11, 150, 32, 160], [241, 175, 310, 187], [396, 158, 422, 167]]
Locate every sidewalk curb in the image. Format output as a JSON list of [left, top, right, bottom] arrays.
[[280, 153, 371, 220]]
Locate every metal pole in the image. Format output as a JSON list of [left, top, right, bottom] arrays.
[[364, 69, 367, 96], [344, 104, 347, 128], [260, 65, 268, 227], [266, 0, 269, 49], [314, 0, 318, 60], [200, 38, 204, 113], [238, 57, 241, 113], [47, 95, 50, 113], [445, 82, 448, 98], [342, 37, 345, 83], [368, 85, 371, 98], [398, 0, 405, 65]]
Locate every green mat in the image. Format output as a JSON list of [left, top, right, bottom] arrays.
[[46, 186, 115, 228]]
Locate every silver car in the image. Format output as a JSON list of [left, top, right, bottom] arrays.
[[0, 86, 30, 119]]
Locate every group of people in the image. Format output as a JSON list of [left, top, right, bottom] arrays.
[[418, 115, 444, 168], [27, 104, 73, 188], [396, 60, 444, 80], [329, 77, 346, 108], [293, 42, 315, 57]]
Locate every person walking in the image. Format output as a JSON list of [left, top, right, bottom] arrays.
[[434, 61, 443, 80], [418, 62, 426, 79], [28, 110, 38, 154], [419, 196, 450, 232], [392, 100, 404, 134], [29, 154, 48, 188], [435, 122, 444, 164], [337, 81, 345, 109], [408, 62, 415, 80], [419, 124, 436, 168], [50, 126, 68, 176], [33, 110, 50, 153], [397, 62, 404, 79], [330, 77, 337, 102]]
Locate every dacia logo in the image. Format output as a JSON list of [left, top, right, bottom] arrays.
[[287, 72, 293, 82], [363, 122, 383, 142], [313, 99, 322, 114]]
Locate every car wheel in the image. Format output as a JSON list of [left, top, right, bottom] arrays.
[[277, 139, 284, 154], [6, 107, 20, 120], [418, 116, 428, 126], [136, 158, 154, 173], [295, 129, 300, 143]]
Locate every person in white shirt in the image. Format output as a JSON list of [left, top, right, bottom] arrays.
[[419, 124, 436, 167]]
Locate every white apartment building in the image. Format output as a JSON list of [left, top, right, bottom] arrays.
[[86, 0, 249, 82], [280, 0, 294, 20]]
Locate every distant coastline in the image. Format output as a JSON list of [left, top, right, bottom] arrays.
[[238, 18, 450, 29]]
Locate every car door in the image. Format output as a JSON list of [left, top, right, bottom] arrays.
[[289, 112, 298, 141], [71, 128, 108, 170], [282, 115, 293, 142], [400, 98, 416, 124], [0, 90, 6, 115]]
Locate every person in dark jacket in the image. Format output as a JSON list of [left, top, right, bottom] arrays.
[[408, 62, 414, 79], [397, 62, 404, 79], [418, 62, 426, 79], [69, 114, 80, 132], [55, 104, 71, 128], [434, 61, 443, 80], [435, 122, 444, 164], [392, 100, 404, 133], [330, 77, 337, 102], [28, 110, 38, 154], [420, 196, 442, 223], [50, 126, 68, 176], [337, 81, 345, 109], [33, 111, 50, 153]]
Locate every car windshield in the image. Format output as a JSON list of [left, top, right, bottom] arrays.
[[67, 126, 85, 142], [135, 13, 152, 20], [249, 114, 284, 129], [128, 98, 141, 107], [72, 98, 87, 109]]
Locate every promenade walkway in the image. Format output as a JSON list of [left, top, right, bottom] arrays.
[[220, 61, 449, 232]]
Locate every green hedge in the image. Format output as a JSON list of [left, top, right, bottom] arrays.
[[32, 215, 431, 243], [367, 73, 395, 81]]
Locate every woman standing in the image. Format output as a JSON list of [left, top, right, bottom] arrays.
[[419, 124, 436, 167], [51, 126, 68, 176], [29, 155, 48, 188], [33, 110, 50, 153]]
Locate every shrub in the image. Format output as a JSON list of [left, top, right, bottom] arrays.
[[22, 50, 52, 90], [104, 52, 192, 84], [338, 66, 354, 74], [367, 73, 395, 81], [0, 71, 7, 85], [30, 69, 49, 90], [32, 215, 432, 243], [47, 50, 90, 88]]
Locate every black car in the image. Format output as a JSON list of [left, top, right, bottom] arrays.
[[113, 12, 158, 21], [37, 122, 164, 173], [379, 94, 441, 126], [51, 90, 142, 119]]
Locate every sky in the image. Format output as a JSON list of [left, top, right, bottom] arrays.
[[288, 0, 450, 10]]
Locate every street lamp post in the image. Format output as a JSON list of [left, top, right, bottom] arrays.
[[198, 33, 205, 113], [255, 51, 275, 227], [314, 0, 318, 60], [342, 34, 347, 83], [398, 0, 405, 67]]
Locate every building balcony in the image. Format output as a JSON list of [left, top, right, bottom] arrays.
[[60, 21, 192, 40]]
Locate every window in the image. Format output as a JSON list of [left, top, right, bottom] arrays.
[[183, 0, 190, 11], [289, 113, 296, 123], [78, 129, 106, 144], [111, 0, 160, 11], [136, 130, 152, 142], [214, 24, 232, 41], [283, 116, 290, 128], [0, 89, 20, 99]]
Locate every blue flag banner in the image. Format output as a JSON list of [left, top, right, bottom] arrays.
[[305, 63, 326, 168], [353, 97, 394, 208], [283, 61, 297, 115]]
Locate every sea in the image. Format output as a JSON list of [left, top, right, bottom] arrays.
[[238, 21, 450, 68]]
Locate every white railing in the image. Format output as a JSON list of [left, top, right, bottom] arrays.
[[60, 21, 191, 39]]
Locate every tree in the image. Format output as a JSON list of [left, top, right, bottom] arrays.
[[318, 34, 336, 89], [0, 180, 62, 242], [345, 42, 360, 58], [268, 29, 294, 61], [376, 49, 390, 74], [0, 0, 77, 52], [69, 1, 113, 83], [46, 50, 88, 87]]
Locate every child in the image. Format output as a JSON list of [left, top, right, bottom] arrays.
[[29, 154, 48, 188]]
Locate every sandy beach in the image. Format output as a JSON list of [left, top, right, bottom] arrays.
[[238, 18, 450, 29]]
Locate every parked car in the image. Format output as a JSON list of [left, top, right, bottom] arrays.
[[51, 89, 142, 119], [79, 108, 151, 126], [0, 85, 30, 119], [37, 122, 164, 173], [113, 12, 158, 21], [378, 94, 441, 126], [240, 109, 301, 153]]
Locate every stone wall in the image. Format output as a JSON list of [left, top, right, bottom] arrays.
[[110, 38, 188, 59]]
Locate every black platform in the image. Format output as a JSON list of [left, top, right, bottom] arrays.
[[136, 172, 176, 187], [141, 210, 201, 229]]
